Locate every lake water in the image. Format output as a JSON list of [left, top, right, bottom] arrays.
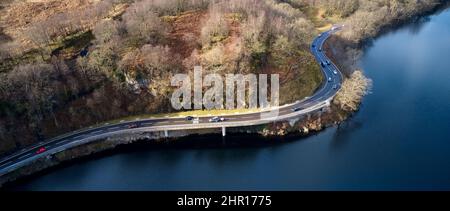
[[7, 8, 450, 191]]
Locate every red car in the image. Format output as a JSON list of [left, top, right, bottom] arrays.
[[36, 147, 46, 154]]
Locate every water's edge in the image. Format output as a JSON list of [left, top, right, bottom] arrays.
[[2, 3, 450, 190]]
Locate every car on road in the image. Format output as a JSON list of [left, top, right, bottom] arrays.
[[326, 60, 331, 65], [333, 70, 338, 75], [192, 117, 200, 124], [318, 33, 322, 37], [321, 62, 326, 67], [36, 147, 46, 154], [333, 84, 340, 90], [127, 123, 139, 129], [312, 44, 315, 48], [328, 77, 332, 82], [291, 107, 301, 112], [185, 116, 194, 121], [209, 116, 225, 123], [319, 47, 322, 51]]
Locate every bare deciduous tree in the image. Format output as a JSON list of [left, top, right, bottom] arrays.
[[4, 63, 57, 127], [123, 4, 169, 45], [333, 70, 372, 111]]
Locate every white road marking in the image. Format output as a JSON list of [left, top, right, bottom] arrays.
[[0, 28, 343, 177], [0, 161, 12, 168], [18, 153, 32, 160], [73, 135, 85, 140], [90, 130, 104, 135], [240, 116, 254, 120]]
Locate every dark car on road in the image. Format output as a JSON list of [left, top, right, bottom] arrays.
[[185, 116, 194, 121], [291, 107, 301, 112], [209, 117, 225, 123], [127, 123, 139, 129]]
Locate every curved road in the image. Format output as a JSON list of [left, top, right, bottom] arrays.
[[0, 26, 344, 177]]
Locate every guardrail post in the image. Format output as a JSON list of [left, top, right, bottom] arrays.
[[222, 127, 226, 137]]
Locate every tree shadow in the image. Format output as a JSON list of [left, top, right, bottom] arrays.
[[0, 27, 12, 44], [329, 118, 363, 150]]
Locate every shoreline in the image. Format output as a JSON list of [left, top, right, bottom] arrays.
[[1, 3, 449, 188], [1, 120, 345, 190], [326, 1, 450, 76], [0, 97, 350, 188]]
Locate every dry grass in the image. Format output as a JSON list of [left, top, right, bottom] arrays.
[[165, 10, 208, 59], [0, 0, 96, 43], [302, 6, 342, 31]]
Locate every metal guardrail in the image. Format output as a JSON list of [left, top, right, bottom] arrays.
[[0, 27, 344, 177]]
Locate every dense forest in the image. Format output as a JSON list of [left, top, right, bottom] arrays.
[[0, 0, 447, 155]]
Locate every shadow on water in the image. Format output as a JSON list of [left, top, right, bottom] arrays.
[[2, 131, 319, 190], [406, 16, 432, 35], [6, 3, 450, 191], [361, 5, 450, 52], [330, 118, 363, 150]]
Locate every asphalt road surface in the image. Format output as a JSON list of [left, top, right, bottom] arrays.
[[0, 26, 344, 176]]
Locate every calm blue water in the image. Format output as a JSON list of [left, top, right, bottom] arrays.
[[8, 9, 450, 191]]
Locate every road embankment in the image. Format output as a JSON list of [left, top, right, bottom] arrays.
[[4, 2, 449, 188], [1, 102, 353, 188]]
